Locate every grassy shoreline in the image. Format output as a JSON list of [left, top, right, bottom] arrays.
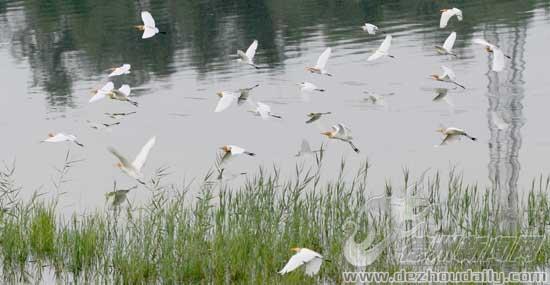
[[0, 160, 549, 284]]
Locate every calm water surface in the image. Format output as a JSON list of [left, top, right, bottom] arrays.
[[0, 0, 549, 211]]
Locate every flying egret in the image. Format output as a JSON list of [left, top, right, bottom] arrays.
[[214, 91, 238, 113], [367, 35, 394, 61], [430, 66, 465, 89], [363, 91, 394, 107], [89, 82, 115, 103], [436, 127, 476, 145], [296, 139, 322, 157], [108, 64, 131, 77], [237, 40, 259, 69], [440, 8, 463, 28], [435, 32, 457, 56], [237, 84, 260, 105], [220, 145, 255, 163], [321, 124, 360, 153], [249, 102, 282, 119], [361, 23, 379, 35], [279, 247, 324, 276], [108, 136, 156, 184], [472, 38, 510, 72], [306, 112, 331, 124], [106, 85, 138, 106], [306, 48, 332, 76], [42, 133, 84, 147], [298, 82, 325, 93], [135, 11, 160, 39]]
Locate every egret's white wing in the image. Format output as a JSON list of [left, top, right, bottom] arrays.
[[108, 147, 132, 168], [100, 82, 114, 93], [442, 32, 456, 51], [378, 35, 392, 53], [141, 11, 156, 27], [118, 85, 131, 96], [228, 145, 245, 155], [257, 102, 271, 119], [304, 257, 323, 276], [367, 51, 384, 61], [363, 23, 378, 34], [245, 40, 258, 61], [441, 66, 456, 81], [440, 10, 455, 28], [278, 251, 319, 275], [132, 136, 156, 171], [108, 64, 131, 77], [453, 8, 463, 21], [89, 92, 107, 103], [142, 27, 157, 39], [315, 48, 331, 69], [491, 48, 505, 72], [215, 92, 236, 113], [335, 123, 350, 138]]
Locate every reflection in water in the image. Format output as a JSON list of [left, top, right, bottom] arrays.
[[486, 23, 527, 231]]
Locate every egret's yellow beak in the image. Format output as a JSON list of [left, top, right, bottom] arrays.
[[290, 247, 301, 252]]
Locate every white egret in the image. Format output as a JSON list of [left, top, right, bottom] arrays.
[[306, 48, 332, 76], [89, 82, 115, 103], [108, 64, 131, 77], [363, 91, 394, 107], [237, 40, 259, 69], [42, 133, 84, 147], [436, 127, 476, 145], [108, 136, 156, 184], [439, 8, 463, 28], [214, 91, 238, 113], [135, 11, 160, 39], [220, 145, 255, 162], [249, 102, 282, 119], [367, 35, 394, 61], [298, 82, 325, 93], [106, 84, 138, 106], [306, 112, 331, 124], [237, 84, 260, 105], [435, 32, 457, 56], [279, 247, 324, 276], [321, 124, 360, 153], [472, 38, 510, 72], [361, 23, 379, 35], [296, 139, 322, 157], [430, 66, 465, 89]]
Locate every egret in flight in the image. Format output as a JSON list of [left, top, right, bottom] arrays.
[[214, 91, 238, 113], [440, 8, 463, 28], [361, 23, 379, 35], [249, 102, 282, 119], [306, 112, 331, 124], [89, 82, 114, 103], [108, 64, 131, 77], [279, 247, 324, 277], [108, 136, 156, 184], [107, 85, 138, 106], [237, 84, 260, 105], [298, 82, 325, 93], [105, 185, 137, 207], [368, 35, 394, 61], [237, 40, 259, 69], [436, 127, 476, 145], [472, 38, 510, 72], [435, 32, 457, 56], [220, 145, 255, 163], [321, 124, 360, 153], [306, 48, 332, 76], [42, 133, 84, 147], [135, 11, 161, 39], [430, 66, 465, 89]]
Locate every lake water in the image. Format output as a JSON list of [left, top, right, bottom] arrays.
[[0, 0, 549, 211]]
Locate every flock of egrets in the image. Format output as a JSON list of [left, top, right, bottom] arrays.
[[38, 8, 512, 276]]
